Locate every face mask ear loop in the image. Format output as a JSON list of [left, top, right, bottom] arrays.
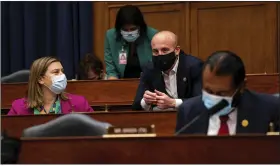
[[227, 107, 236, 115], [231, 84, 243, 108]]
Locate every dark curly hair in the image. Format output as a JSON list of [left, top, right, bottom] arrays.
[[77, 53, 104, 80]]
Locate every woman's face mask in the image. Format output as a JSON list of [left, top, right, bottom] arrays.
[[121, 29, 140, 42], [48, 74, 67, 94]]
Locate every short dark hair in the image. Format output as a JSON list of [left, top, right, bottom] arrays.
[[203, 50, 246, 88], [115, 5, 147, 41], [77, 53, 104, 80]]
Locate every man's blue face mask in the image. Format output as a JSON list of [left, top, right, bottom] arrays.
[[202, 89, 238, 116]]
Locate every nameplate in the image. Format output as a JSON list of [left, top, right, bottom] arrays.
[[107, 125, 155, 135], [267, 123, 279, 135], [267, 132, 280, 136], [102, 134, 156, 138]]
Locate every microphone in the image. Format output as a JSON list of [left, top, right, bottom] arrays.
[[175, 99, 229, 135]]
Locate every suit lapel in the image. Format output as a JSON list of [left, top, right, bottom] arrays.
[[189, 101, 210, 135], [137, 37, 152, 70], [236, 91, 254, 134], [176, 54, 191, 98], [195, 111, 210, 134], [60, 97, 74, 114]]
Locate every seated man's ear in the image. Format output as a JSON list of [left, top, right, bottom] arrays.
[[175, 46, 180, 56], [237, 80, 246, 94]]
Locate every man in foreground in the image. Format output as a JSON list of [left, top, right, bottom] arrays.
[[176, 50, 279, 135]]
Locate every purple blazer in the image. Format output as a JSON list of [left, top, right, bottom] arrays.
[[8, 93, 94, 115]]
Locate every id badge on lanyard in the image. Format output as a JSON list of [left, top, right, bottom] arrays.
[[119, 46, 127, 65]]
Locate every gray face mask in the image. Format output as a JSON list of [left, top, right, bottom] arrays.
[[121, 29, 140, 42], [47, 74, 67, 94]]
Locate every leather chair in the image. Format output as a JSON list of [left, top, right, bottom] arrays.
[[22, 114, 111, 137], [1, 70, 30, 83]]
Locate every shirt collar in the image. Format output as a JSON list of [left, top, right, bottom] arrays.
[[228, 108, 237, 122]]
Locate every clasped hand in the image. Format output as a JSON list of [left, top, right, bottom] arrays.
[[143, 90, 175, 109]]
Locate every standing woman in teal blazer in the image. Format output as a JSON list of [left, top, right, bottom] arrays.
[[104, 5, 158, 79]]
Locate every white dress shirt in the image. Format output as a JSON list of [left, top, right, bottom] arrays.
[[141, 57, 183, 111], [207, 109, 237, 135]]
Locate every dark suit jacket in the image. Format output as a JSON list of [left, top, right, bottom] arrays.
[[175, 90, 280, 135], [132, 51, 204, 110]]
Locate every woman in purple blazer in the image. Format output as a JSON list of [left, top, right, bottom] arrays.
[[8, 57, 94, 115]]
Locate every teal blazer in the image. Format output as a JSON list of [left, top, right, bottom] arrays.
[[104, 27, 158, 78]]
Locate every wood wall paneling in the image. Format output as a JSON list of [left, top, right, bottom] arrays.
[[277, 2, 280, 73], [190, 2, 278, 73], [92, 2, 107, 67], [93, 2, 279, 74]]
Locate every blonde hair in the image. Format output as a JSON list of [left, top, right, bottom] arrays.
[[27, 56, 68, 108]]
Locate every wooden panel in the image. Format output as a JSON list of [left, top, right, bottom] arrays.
[[1, 74, 279, 110], [278, 2, 280, 73], [107, 2, 188, 52], [246, 73, 279, 94], [1, 111, 177, 138], [92, 2, 108, 67], [18, 136, 280, 164], [1, 79, 139, 109], [190, 2, 278, 73]]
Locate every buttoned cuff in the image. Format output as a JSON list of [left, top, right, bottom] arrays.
[[175, 99, 183, 108], [141, 98, 152, 111]]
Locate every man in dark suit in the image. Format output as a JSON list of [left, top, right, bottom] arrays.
[[132, 31, 203, 110], [176, 50, 279, 135]]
